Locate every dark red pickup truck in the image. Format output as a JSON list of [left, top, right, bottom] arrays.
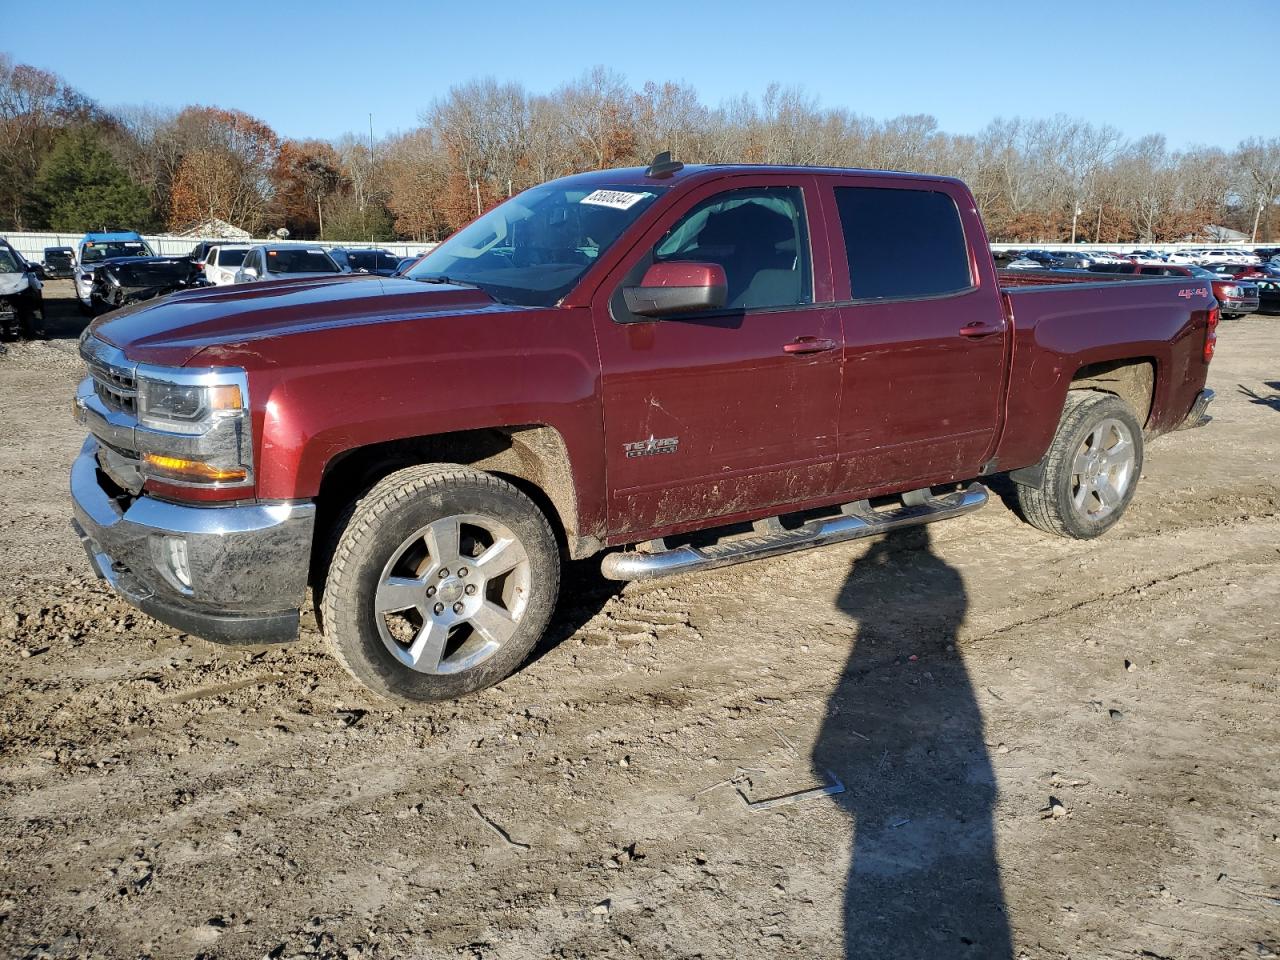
[[71, 158, 1216, 701]]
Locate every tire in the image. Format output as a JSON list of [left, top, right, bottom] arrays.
[[321, 464, 560, 702], [1014, 391, 1144, 539]]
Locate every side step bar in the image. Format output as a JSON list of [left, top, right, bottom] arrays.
[[600, 483, 988, 582]]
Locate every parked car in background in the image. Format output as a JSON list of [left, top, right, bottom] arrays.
[[42, 246, 76, 279], [1136, 263, 1259, 318], [1004, 257, 1045, 270], [393, 255, 424, 276], [1217, 263, 1280, 314], [1246, 268, 1280, 314], [1201, 249, 1259, 267], [74, 232, 155, 312], [203, 244, 251, 286], [1022, 249, 1068, 268], [1, 237, 45, 345], [233, 244, 343, 283], [188, 240, 229, 270], [88, 255, 208, 314], [329, 248, 402, 276]]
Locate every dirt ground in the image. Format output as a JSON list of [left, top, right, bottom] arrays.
[[1, 281, 1277, 960]]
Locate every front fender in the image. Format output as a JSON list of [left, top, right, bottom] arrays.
[[196, 308, 608, 539]]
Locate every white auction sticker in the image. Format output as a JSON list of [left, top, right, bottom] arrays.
[[580, 189, 650, 210]]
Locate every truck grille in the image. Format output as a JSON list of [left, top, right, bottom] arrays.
[[80, 336, 139, 417], [89, 362, 138, 415]]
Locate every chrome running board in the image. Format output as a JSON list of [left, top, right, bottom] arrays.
[[600, 483, 988, 581]]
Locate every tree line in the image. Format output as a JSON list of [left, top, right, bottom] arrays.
[[3, 55, 1278, 244]]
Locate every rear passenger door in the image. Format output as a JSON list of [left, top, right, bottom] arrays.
[[823, 178, 1007, 495]]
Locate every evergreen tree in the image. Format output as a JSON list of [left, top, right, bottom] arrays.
[[33, 128, 154, 231]]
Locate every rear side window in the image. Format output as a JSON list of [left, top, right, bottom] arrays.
[[834, 186, 972, 300]]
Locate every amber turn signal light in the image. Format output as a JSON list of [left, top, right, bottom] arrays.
[[142, 453, 248, 484]]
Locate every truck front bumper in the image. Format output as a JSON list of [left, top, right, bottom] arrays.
[[70, 437, 316, 644], [1220, 295, 1260, 315]]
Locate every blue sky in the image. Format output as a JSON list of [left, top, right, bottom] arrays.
[[5, 1, 1257, 150]]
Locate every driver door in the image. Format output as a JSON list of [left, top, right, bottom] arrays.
[[591, 174, 842, 542]]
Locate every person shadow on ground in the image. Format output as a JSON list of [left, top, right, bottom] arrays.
[[812, 525, 1012, 959]]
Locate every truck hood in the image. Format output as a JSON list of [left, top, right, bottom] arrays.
[[88, 274, 503, 366]]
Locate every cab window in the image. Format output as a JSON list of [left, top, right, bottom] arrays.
[[653, 186, 812, 310], [834, 186, 972, 300]]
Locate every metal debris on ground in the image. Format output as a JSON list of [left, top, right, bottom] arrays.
[[735, 769, 846, 812], [470, 803, 531, 851]]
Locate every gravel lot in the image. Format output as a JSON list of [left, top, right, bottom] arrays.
[[1, 281, 1278, 959]]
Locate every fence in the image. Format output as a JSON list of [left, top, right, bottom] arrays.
[[5, 230, 1264, 265], [989, 241, 1261, 253], [3, 231, 439, 263]]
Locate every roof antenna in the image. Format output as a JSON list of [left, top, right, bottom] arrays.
[[645, 150, 684, 179]]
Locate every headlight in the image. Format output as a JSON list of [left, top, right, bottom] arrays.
[[135, 366, 253, 486], [1220, 285, 1239, 297]]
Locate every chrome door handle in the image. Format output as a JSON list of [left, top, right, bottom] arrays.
[[959, 322, 999, 339], [783, 337, 837, 355]]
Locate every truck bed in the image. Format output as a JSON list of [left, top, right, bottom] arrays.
[[992, 268, 1214, 472]]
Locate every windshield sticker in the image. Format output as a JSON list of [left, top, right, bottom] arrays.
[[308, 249, 324, 254], [580, 189, 650, 211]]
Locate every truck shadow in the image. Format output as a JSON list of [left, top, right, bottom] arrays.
[[526, 557, 623, 666], [814, 526, 1011, 958]]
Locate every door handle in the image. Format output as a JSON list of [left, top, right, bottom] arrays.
[[783, 337, 837, 355], [958, 322, 999, 339]]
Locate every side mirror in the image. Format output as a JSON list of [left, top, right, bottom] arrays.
[[240, 266, 258, 281], [622, 261, 727, 319]]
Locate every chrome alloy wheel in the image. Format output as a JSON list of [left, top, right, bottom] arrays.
[[374, 514, 531, 674], [1070, 418, 1136, 521]]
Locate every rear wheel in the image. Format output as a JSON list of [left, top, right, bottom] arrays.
[[1014, 391, 1144, 539], [321, 464, 560, 702]]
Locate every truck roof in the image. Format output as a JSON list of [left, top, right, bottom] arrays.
[[562, 163, 967, 190]]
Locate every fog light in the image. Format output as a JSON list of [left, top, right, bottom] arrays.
[[152, 535, 192, 592]]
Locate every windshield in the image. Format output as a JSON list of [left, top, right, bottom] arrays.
[[81, 240, 153, 263], [266, 249, 340, 274], [0, 250, 20, 273], [407, 182, 666, 306], [217, 248, 248, 267], [1186, 266, 1220, 279]]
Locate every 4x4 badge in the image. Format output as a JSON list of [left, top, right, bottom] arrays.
[[624, 435, 679, 458]]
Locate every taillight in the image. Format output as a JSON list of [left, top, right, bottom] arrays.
[[1204, 307, 1219, 362]]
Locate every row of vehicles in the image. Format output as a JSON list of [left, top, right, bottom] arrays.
[[1003, 247, 1280, 318], [31, 233, 411, 315]]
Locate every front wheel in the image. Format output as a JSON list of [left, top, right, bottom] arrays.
[[1014, 391, 1144, 539], [321, 464, 560, 702]]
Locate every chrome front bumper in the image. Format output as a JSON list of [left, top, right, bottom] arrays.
[[70, 437, 316, 643], [1220, 296, 1260, 314]]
